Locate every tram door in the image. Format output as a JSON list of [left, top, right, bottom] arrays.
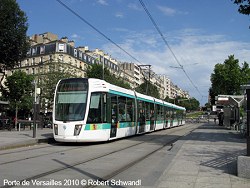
[[150, 103, 155, 131], [110, 95, 118, 138]]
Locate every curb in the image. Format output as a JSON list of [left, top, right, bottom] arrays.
[[0, 137, 56, 151]]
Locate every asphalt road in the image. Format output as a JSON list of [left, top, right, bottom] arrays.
[[0, 123, 199, 188]]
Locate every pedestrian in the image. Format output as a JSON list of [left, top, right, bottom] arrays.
[[218, 109, 224, 126]]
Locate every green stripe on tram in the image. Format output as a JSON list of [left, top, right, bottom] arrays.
[[109, 89, 135, 98], [136, 97, 154, 103], [85, 123, 110, 130], [118, 122, 136, 128], [85, 122, 136, 130]]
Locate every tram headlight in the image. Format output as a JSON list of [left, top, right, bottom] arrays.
[[54, 124, 58, 135], [74, 124, 82, 136]]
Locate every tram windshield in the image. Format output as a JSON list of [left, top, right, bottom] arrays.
[[55, 79, 88, 122]]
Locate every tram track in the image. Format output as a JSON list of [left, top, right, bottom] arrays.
[[0, 124, 189, 166], [85, 123, 199, 188], [1, 123, 200, 188]]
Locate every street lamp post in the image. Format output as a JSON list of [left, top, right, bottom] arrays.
[[32, 80, 40, 138], [102, 60, 104, 80], [33, 80, 37, 138], [246, 88, 250, 156]]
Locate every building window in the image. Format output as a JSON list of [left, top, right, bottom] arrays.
[[49, 55, 53, 61], [59, 55, 63, 61]]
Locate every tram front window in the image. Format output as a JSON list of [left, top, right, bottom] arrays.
[[55, 79, 88, 122]]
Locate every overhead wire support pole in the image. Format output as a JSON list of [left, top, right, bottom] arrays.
[[138, 65, 151, 94]]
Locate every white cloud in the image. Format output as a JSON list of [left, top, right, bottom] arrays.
[[101, 29, 250, 105], [71, 33, 84, 41], [115, 12, 124, 18], [97, 0, 108, 6], [157, 5, 188, 16], [128, 3, 142, 11]]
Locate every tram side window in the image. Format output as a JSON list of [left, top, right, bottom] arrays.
[[126, 98, 134, 122], [156, 104, 161, 121], [103, 93, 107, 122], [169, 109, 173, 119], [118, 96, 133, 122], [161, 106, 164, 120], [87, 92, 107, 123], [150, 103, 154, 121], [145, 102, 150, 120], [156, 104, 163, 121], [111, 95, 118, 123], [177, 110, 183, 120], [118, 96, 126, 122], [138, 100, 145, 122], [155, 104, 158, 121], [165, 107, 170, 119], [172, 109, 177, 119]]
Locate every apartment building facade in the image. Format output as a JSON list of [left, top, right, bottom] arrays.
[[3, 32, 190, 102]]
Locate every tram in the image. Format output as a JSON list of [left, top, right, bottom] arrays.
[[53, 78, 186, 142]]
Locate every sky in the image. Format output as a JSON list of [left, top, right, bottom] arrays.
[[18, 0, 250, 105]]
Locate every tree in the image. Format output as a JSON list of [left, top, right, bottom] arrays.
[[210, 55, 250, 104], [86, 63, 110, 80], [233, 0, 250, 15], [171, 97, 200, 111], [86, 63, 131, 89], [164, 96, 175, 104], [0, 0, 30, 84], [38, 61, 79, 113], [1, 70, 34, 122], [135, 80, 160, 99]]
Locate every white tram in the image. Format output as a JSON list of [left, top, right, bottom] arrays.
[[53, 78, 186, 142]]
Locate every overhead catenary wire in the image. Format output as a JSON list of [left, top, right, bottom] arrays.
[[56, 0, 201, 99], [56, 0, 142, 65], [56, 0, 153, 92], [139, 0, 203, 97]]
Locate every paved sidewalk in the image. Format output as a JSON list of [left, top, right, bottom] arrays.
[[0, 128, 53, 150], [157, 123, 250, 188]]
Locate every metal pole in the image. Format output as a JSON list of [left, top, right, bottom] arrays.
[[102, 60, 104, 80], [33, 81, 37, 138], [246, 88, 250, 156]]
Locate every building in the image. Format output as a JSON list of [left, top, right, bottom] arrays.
[[2, 32, 190, 110], [85, 48, 120, 77], [119, 62, 143, 89]]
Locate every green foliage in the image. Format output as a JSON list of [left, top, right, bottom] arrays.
[[164, 96, 175, 104], [135, 80, 160, 99], [86, 63, 131, 89], [1, 70, 34, 111], [233, 0, 250, 15], [210, 55, 250, 103], [186, 111, 203, 118], [38, 62, 79, 111], [0, 0, 29, 71], [174, 97, 200, 111], [86, 63, 106, 79]]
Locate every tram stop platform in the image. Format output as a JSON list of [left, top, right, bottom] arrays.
[[156, 123, 250, 188], [0, 123, 250, 187], [0, 128, 54, 150]]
